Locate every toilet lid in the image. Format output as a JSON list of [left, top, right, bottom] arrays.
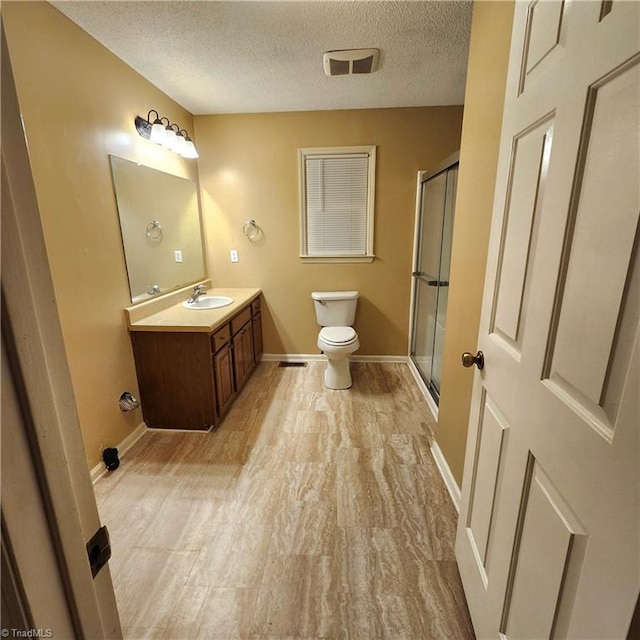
[[320, 326, 357, 344]]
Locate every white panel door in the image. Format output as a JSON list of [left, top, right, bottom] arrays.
[[455, 1, 639, 638]]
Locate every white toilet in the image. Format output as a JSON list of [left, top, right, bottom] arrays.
[[311, 290, 360, 390]]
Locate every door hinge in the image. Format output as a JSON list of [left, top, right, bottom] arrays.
[[86, 525, 111, 579]]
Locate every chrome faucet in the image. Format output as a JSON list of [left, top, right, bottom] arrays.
[[187, 284, 207, 304]]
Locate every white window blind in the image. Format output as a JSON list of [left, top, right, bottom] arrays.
[[305, 155, 369, 255], [299, 146, 375, 261]]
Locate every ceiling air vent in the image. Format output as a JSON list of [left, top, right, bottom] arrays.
[[323, 49, 380, 77]]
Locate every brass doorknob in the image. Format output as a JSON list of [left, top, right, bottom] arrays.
[[461, 350, 484, 370]]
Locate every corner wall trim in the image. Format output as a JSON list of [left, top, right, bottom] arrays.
[[262, 353, 408, 364], [90, 422, 147, 484], [429, 438, 461, 513]]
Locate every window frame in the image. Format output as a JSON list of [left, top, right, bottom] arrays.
[[298, 145, 376, 263]]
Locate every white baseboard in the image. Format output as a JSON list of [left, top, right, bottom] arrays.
[[352, 355, 408, 363], [90, 421, 147, 484], [261, 353, 323, 362], [146, 426, 214, 434], [406, 359, 462, 512], [262, 353, 408, 363], [429, 438, 462, 513]]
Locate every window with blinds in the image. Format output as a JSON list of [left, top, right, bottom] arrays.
[[299, 146, 376, 262]]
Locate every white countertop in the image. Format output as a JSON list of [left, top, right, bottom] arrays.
[[126, 287, 262, 333]]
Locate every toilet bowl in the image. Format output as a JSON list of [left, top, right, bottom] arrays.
[[311, 291, 360, 390], [318, 326, 360, 389]]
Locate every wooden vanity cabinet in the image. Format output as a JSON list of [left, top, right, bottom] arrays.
[[251, 298, 263, 362], [212, 325, 235, 417], [130, 331, 217, 430], [231, 306, 254, 391], [130, 295, 263, 430]]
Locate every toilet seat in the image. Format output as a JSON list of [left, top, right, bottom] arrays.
[[319, 326, 357, 346]]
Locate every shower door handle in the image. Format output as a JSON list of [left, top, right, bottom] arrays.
[[412, 272, 448, 286]]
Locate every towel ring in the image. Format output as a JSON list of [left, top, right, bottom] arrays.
[[242, 219, 260, 240], [146, 220, 163, 240]]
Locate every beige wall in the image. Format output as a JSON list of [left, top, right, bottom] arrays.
[[436, 0, 515, 486], [195, 107, 464, 356], [2, 1, 199, 469]]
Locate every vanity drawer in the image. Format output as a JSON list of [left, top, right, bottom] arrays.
[[231, 307, 252, 335], [251, 297, 261, 315], [211, 323, 231, 352]]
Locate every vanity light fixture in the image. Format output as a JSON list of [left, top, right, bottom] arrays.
[[134, 110, 199, 159]]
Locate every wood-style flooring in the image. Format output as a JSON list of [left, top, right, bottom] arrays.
[[94, 361, 475, 639]]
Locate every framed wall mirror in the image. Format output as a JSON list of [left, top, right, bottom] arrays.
[[109, 155, 206, 303]]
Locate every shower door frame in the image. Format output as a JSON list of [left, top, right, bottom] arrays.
[[408, 151, 459, 416]]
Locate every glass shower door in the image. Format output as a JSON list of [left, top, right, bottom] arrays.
[[410, 160, 458, 405], [430, 165, 457, 395]]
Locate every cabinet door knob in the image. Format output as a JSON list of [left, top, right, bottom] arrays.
[[461, 350, 484, 370]]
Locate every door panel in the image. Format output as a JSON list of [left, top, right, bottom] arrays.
[[456, 2, 640, 638], [502, 458, 586, 640], [465, 392, 509, 581], [523, 0, 565, 72], [544, 57, 639, 436], [418, 172, 447, 280], [431, 166, 457, 393], [519, 0, 569, 94], [412, 280, 438, 382], [491, 119, 553, 356], [412, 173, 447, 386]]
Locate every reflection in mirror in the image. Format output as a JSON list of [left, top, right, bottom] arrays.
[[109, 155, 206, 303]]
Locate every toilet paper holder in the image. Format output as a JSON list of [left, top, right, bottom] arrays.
[[118, 391, 140, 412]]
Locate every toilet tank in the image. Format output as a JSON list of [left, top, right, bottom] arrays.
[[311, 291, 359, 326]]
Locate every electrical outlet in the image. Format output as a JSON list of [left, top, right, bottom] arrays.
[[174, 250, 183, 263], [230, 249, 239, 263]]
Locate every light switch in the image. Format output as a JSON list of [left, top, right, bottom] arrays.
[[230, 249, 239, 263], [174, 250, 183, 263]]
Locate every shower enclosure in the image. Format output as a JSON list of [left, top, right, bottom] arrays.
[[409, 152, 459, 407]]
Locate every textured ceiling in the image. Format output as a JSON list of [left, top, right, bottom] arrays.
[[51, 0, 473, 115]]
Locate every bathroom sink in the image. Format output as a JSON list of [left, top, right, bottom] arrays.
[[183, 296, 234, 310]]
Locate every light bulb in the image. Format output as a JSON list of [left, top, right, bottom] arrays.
[[181, 140, 199, 159], [149, 121, 166, 144], [163, 127, 177, 149], [173, 133, 187, 154]]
